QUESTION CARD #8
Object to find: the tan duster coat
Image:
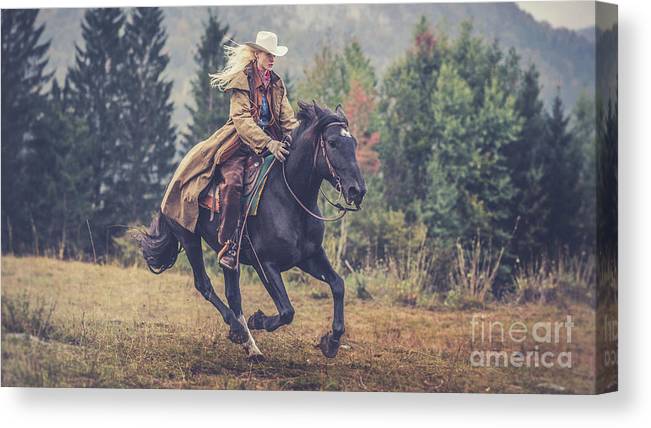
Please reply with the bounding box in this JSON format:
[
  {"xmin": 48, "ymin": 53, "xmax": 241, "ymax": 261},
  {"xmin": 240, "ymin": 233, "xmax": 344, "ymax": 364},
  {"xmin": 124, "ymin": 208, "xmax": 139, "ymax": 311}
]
[{"xmin": 160, "ymin": 66, "xmax": 299, "ymax": 232}]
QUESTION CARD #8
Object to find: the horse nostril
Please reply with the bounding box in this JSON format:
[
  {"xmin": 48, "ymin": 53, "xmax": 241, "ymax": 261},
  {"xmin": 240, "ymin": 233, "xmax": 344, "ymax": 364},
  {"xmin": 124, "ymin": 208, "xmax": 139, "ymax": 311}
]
[{"xmin": 348, "ymin": 186, "xmax": 359, "ymax": 199}]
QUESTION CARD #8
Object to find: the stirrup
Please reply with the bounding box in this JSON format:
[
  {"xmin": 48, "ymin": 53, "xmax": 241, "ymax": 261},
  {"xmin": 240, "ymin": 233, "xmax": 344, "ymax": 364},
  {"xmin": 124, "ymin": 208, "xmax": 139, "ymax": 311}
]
[{"xmin": 218, "ymin": 240, "xmax": 238, "ymax": 270}]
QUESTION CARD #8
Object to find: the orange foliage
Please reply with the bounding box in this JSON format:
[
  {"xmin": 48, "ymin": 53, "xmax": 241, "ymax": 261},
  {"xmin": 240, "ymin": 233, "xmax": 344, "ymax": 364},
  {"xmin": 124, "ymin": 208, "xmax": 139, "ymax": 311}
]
[
  {"xmin": 343, "ymin": 79, "xmax": 381, "ymax": 174},
  {"xmin": 415, "ymin": 30, "xmax": 436, "ymax": 53}
]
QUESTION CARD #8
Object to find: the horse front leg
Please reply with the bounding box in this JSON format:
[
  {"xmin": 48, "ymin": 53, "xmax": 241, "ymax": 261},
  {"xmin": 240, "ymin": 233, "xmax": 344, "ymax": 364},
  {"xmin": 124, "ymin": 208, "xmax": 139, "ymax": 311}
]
[
  {"xmin": 298, "ymin": 248, "xmax": 345, "ymax": 358},
  {"xmin": 247, "ymin": 262, "xmax": 296, "ymax": 332}
]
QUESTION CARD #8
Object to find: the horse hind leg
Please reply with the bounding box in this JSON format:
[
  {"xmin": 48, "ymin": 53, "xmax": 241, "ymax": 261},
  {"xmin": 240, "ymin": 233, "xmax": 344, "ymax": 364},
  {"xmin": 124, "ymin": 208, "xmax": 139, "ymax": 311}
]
[
  {"xmin": 171, "ymin": 221, "xmax": 248, "ymax": 345},
  {"xmin": 197, "ymin": 209, "xmax": 263, "ymax": 360},
  {"xmin": 238, "ymin": 314, "xmax": 264, "ymax": 362},
  {"xmin": 222, "ymin": 267, "xmax": 264, "ymax": 362}
]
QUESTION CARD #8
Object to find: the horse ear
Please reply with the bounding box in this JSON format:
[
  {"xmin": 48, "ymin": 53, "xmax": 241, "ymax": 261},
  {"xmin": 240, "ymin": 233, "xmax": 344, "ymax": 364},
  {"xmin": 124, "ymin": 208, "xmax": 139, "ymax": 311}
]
[
  {"xmin": 335, "ymin": 104, "xmax": 347, "ymax": 120},
  {"xmin": 312, "ymin": 99, "xmax": 325, "ymax": 118},
  {"xmin": 297, "ymin": 99, "xmax": 311, "ymax": 112}
]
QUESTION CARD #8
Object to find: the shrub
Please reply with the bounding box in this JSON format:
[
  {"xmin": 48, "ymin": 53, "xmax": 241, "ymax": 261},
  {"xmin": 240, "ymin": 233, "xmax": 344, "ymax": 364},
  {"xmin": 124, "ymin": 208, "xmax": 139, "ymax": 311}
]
[
  {"xmin": 112, "ymin": 228, "xmax": 145, "ymax": 268},
  {"xmin": 597, "ymin": 257, "xmax": 617, "ymax": 306},
  {"xmin": 1, "ymin": 293, "xmax": 57, "ymax": 340},
  {"xmin": 443, "ymin": 288, "xmax": 485, "ymax": 310},
  {"xmin": 514, "ymin": 253, "xmax": 596, "ymax": 306},
  {"xmin": 450, "ymin": 231, "xmax": 505, "ymax": 303}
]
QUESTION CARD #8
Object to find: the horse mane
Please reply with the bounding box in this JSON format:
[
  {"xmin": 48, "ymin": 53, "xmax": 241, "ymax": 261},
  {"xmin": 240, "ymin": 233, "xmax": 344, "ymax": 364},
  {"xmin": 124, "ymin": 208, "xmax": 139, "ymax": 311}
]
[
  {"xmin": 294, "ymin": 100, "xmax": 348, "ymax": 143},
  {"xmin": 296, "ymin": 100, "xmax": 318, "ymax": 125}
]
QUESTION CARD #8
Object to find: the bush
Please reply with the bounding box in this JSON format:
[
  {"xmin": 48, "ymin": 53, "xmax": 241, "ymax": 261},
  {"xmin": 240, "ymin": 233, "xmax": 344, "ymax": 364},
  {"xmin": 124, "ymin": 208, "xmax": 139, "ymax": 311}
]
[
  {"xmin": 443, "ymin": 288, "xmax": 486, "ymax": 310},
  {"xmin": 597, "ymin": 257, "xmax": 617, "ymax": 306},
  {"xmin": 112, "ymin": 227, "xmax": 221, "ymax": 276},
  {"xmin": 112, "ymin": 228, "xmax": 145, "ymax": 268},
  {"xmin": 1, "ymin": 293, "xmax": 57, "ymax": 340},
  {"xmin": 449, "ymin": 231, "xmax": 506, "ymax": 303},
  {"xmin": 514, "ymin": 253, "xmax": 596, "ymax": 306}
]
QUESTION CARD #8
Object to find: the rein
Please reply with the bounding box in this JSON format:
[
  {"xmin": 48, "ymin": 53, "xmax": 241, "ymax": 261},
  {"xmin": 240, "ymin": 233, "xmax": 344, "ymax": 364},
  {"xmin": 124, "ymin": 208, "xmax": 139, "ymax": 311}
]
[
  {"xmin": 236, "ymin": 119, "xmax": 359, "ymax": 280},
  {"xmin": 282, "ymin": 120, "xmax": 359, "ymax": 222}
]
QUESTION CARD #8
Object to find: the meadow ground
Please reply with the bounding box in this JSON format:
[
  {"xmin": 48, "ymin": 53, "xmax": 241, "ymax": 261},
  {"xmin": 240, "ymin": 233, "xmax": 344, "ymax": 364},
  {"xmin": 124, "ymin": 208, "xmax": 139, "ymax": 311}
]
[{"xmin": 2, "ymin": 256, "xmax": 602, "ymax": 393}]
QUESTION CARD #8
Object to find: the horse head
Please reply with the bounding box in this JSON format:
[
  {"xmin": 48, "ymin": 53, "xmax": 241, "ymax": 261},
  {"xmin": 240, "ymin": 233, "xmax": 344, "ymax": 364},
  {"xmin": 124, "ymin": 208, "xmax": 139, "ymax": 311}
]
[{"xmin": 295, "ymin": 100, "xmax": 367, "ymax": 208}]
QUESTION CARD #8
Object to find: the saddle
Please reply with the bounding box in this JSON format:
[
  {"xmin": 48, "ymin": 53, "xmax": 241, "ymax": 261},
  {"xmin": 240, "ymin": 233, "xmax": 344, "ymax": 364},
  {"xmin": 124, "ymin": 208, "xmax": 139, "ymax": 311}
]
[{"xmin": 199, "ymin": 153, "xmax": 275, "ymax": 218}]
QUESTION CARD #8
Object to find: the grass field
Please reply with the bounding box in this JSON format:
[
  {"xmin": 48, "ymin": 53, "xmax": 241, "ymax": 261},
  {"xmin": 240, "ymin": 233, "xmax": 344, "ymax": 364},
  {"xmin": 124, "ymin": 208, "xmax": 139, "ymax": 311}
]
[{"xmin": 1, "ymin": 256, "xmax": 603, "ymax": 393}]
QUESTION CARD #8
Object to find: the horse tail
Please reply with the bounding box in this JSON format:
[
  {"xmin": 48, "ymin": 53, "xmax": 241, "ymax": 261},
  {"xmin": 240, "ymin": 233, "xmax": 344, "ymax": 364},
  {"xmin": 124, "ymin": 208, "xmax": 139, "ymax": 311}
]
[{"xmin": 134, "ymin": 211, "xmax": 181, "ymax": 275}]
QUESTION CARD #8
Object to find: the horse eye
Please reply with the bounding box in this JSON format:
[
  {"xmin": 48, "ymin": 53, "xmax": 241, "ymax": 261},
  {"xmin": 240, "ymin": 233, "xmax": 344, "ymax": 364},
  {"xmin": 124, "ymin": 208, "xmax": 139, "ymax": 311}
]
[{"xmin": 328, "ymin": 139, "xmax": 336, "ymax": 147}]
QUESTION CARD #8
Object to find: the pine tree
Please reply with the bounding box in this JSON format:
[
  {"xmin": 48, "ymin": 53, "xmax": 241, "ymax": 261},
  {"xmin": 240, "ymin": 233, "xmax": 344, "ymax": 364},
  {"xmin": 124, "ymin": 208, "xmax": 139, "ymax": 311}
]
[
  {"xmin": 597, "ymin": 97, "xmax": 617, "ymax": 269},
  {"xmin": 572, "ymin": 92, "xmax": 597, "ymax": 249},
  {"xmin": 426, "ymin": 64, "xmax": 520, "ymax": 245},
  {"xmin": 28, "ymin": 79, "xmax": 92, "ymax": 257},
  {"xmin": 425, "ymin": 62, "xmax": 473, "ymax": 240},
  {"xmin": 296, "ymin": 45, "xmax": 348, "ymax": 108},
  {"xmin": 543, "ymin": 90, "xmax": 582, "ymax": 250},
  {"xmin": 498, "ymin": 47, "xmax": 521, "ymax": 96},
  {"xmin": 298, "ymin": 39, "xmax": 378, "ymax": 107},
  {"xmin": 475, "ymin": 77, "xmax": 521, "ymax": 239},
  {"xmin": 378, "ymin": 16, "xmax": 443, "ymax": 214},
  {"xmin": 342, "ymin": 39, "xmax": 377, "ymax": 93},
  {"xmin": 66, "ymin": 8, "xmax": 127, "ymax": 256},
  {"xmin": 506, "ymin": 64, "xmax": 550, "ymax": 261},
  {"xmin": 451, "ymin": 21, "xmax": 496, "ymax": 109},
  {"xmin": 1, "ymin": 9, "xmax": 53, "ymax": 253},
  {"xmin": 182, "ymin": 12, "xmax": 229, "ymax": 151},
  {"xmin": 121, "ymin": 7, "xmax": 176, "ymax": 222}
]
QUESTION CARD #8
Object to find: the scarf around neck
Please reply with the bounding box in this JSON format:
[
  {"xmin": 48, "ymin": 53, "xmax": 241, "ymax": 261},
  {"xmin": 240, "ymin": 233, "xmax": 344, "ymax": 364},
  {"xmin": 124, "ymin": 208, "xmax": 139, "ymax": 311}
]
[{"xmin": 254, "ymin": 60, "xmax": 271, "ymax": 88}]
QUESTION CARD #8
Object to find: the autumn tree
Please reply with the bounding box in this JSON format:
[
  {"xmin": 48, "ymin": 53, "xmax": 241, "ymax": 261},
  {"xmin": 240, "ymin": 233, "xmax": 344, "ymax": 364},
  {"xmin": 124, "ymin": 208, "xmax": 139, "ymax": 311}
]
[{"xmin": 343, "ymin": 79, "xmax": 380, "ymax": 175}]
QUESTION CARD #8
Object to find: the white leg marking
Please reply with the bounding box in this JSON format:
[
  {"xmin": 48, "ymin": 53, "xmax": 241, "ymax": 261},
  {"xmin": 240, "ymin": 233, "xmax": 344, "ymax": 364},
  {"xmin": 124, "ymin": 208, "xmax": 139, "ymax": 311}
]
[{"xmin": 238, "ymin": 314, "xmax": 263, "ymax": 358}]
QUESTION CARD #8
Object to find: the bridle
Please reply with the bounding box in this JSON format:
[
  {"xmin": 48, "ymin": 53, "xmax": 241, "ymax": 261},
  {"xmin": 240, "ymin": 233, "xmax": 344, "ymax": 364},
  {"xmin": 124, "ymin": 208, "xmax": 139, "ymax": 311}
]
[
  {"xmin": 237, "ymin": 119, "xmax": 360, "ymax": 281},
  {"xmin": 281, "ymin": 120, "xmax": 360, "ymax": 221}
]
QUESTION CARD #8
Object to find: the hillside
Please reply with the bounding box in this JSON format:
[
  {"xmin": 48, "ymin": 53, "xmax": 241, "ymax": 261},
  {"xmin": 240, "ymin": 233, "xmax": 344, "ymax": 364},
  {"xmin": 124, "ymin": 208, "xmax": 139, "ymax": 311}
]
[
  {"xmin": 37, "ymin": 2, "xmax": 595, "ymax": 132},
  {"xmin": 1, "ymin": 256, "xmax": 601, "ymax": 392}
]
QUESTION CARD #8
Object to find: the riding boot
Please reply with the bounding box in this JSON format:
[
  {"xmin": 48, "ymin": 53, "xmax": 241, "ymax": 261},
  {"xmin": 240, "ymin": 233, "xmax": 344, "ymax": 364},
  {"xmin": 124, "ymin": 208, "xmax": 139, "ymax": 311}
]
[{"xmin": 218, "ymin": 239, "xmax": 238, "ymax": 270}]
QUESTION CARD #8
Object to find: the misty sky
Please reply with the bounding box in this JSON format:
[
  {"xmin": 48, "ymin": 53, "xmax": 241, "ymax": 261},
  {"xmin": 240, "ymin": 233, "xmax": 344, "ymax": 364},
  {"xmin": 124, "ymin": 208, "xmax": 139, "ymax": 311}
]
[{"xmin": 517, "ymin": 1, "xmax": 616, "ymax": 30}]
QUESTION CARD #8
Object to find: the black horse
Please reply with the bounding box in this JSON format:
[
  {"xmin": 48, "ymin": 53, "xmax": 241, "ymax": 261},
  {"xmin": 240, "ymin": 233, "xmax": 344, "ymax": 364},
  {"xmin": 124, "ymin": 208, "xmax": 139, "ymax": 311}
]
[{"xmin": 136, "ymin": 101, "xmax": 366, "ymax": 360}]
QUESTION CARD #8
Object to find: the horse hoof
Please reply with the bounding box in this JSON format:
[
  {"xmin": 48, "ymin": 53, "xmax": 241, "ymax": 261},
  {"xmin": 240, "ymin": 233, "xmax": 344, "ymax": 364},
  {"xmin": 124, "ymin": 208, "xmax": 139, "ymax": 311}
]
[
  {"xmin": 246, "ymin": 353, "xmax": 266, "ymax": 364},
  {"xmin": 228, "ymin": 319, "xmax": 248, "ymax": 345},
  {"xmin": 247, "ymin": 310, "xmax": 266, "ymax": 331},
  {"xmin": 318, "ymin": 333, "xmax": 340, "ymax": 359}
]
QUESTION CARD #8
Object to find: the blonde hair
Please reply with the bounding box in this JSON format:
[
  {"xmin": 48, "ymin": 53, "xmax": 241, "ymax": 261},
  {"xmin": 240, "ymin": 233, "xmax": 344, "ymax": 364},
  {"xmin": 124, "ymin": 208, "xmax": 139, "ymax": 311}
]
[{"xmin": 209, "ymin": 43, "xmax": 257, "ymax": 91}]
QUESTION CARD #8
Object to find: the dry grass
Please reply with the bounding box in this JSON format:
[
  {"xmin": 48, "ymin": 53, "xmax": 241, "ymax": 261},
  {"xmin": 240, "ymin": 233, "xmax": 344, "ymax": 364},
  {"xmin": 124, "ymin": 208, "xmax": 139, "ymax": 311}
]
[{"xmin": 2, "ymin": 256, "xmax": 601, "ymax": 393}]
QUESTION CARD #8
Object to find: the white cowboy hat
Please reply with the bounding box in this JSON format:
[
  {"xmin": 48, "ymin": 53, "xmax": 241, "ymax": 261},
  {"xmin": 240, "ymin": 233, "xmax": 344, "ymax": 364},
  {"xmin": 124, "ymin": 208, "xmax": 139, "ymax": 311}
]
[{"xmin": 244, "ymin": 31, "xmax": 288, "ymax": 57}]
